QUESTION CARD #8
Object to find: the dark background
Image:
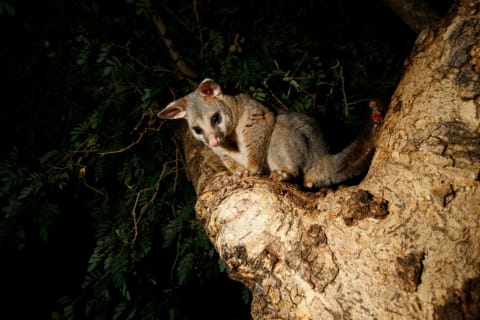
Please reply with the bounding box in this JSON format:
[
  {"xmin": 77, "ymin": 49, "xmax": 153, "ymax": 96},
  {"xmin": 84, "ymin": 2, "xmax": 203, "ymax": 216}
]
[{"xmin": 0, "ymin": 0, "xmax": 453, "ymax": 319}]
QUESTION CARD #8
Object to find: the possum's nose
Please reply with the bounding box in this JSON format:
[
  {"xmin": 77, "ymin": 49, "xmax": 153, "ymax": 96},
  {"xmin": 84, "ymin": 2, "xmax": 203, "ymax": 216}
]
[{"xmin": 208, "ymin": 137, "xmax": 221, "ymax": 147}]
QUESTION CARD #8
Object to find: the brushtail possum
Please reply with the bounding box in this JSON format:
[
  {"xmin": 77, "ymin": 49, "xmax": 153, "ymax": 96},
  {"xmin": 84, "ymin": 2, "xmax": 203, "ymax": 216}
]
[{"xmin": 158, "ymin": 78, "xmax": 382, "ymax": 188}]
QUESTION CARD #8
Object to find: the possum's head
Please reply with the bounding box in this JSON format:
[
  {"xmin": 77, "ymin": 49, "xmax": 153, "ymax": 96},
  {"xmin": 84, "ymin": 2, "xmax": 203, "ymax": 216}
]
[{"xmin": 158, "ymin": 79, "xmax": 235, "ymax": 147}]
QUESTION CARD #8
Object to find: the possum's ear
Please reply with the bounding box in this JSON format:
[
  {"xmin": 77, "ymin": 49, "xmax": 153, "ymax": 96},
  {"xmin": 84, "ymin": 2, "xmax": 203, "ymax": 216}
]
[
  {"xmin": 198, "ymin": 78, "xmax": 222, "ymax": 97},
  {"xmin": 158, "ymin": 97, "xmax": 188, "ymax": 119}
]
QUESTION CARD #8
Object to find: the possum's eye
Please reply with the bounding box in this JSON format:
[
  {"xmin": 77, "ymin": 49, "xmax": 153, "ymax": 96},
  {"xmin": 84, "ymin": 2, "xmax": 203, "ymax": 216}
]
[
  {"xmin": 192, "ymin": 126, "xmax": 203, "ymax": 135},
  {"xmin": 211, "ymin": 112, "xmax": 222, "ymax": 126}
]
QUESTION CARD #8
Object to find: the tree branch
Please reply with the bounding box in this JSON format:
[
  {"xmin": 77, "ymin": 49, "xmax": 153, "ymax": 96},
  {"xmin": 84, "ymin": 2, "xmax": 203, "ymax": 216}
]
[
  {"xmin": 152, "ymin": 10, "xmax": 198, "ymax": 81},
  {"xmin": 171, "ymin": 0, "xmax": 480, "ymax": 318},
  {"xmin": 380, "ymin": 0, "xmax": 443, "ymax": 33}
]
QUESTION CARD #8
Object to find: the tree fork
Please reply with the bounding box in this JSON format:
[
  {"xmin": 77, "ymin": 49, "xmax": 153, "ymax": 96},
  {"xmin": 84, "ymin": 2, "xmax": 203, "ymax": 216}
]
[{"xmin": 169, "ymin": 0, "xmax": 480, "ymax": 318}]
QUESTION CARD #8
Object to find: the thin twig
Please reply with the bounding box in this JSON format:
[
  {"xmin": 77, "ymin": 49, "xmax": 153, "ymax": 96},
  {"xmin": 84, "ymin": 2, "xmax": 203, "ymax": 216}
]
[
  {"xmin": 269, "ymin": 90, "xmax": 289, "ymax": 111},
  {"xmin": 192, "ymin": 0, "xmax": 204, "ymax": 59},
  {"xmin": 131, "ymin": 160, "xmax": 177, "ymax": 242},
  {"xmin": 291, "ymin": 52, "xmax": 307, "ymax": 78},
  {"xmin": 98, "ymin": 116, "xmax": 163, "ymax": 157},
  {"xmin": 173, "ymin": 142, "xmax": 182, "ymax": 191},
  {"xmin": 347, "ymin": 98, "xmax": 370, "ymax": 106},
  {"xmin": 338, "ymin": 61, "xmax": 349, "ymax": 117},
  {"xmin": 82, "ymin": 176, "xmax": 108, "ymax": 202}
]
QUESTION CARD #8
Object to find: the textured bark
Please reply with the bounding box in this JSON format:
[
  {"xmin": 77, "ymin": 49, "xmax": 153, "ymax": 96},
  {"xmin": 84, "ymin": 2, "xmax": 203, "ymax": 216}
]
[{"xmin": 173, "ymin": 0, "xmax": 480, "ymax": 318}]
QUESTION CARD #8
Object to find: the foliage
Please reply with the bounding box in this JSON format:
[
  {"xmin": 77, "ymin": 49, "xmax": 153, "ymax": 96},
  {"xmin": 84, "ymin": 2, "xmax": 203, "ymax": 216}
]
[{"xmin": 0, "ymin": 0, "xmax": 414, "ymax": 319}]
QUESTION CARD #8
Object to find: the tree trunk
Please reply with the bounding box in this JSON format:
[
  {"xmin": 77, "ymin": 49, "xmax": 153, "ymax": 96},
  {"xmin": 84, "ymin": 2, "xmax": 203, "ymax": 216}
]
[{"xmin": 174, "ymin": 0, "xmax": 480, "ymax": 318}]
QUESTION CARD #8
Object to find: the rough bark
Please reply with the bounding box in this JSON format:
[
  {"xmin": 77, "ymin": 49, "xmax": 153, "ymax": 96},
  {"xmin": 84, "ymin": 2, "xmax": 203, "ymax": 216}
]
[{"xmin": 173, "ymin": 0, "xmax": 480, "ymax": 318}]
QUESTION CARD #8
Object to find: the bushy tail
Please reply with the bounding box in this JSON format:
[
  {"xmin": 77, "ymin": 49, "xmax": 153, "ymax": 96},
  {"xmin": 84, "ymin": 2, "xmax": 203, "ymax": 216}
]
[{"xmin": 305, "ymin": 100, "xmax": 384, "ymax": 188}]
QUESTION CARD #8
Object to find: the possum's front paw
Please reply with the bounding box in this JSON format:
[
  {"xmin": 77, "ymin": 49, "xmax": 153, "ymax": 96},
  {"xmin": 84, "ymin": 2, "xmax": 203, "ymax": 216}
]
[
  {"xmin": 269, "ymin": 170, "xmax": 292, "ymax": 182},
  {"xmin": 233, "ymin": 169, "xmax": 250, "ymax": 179}
]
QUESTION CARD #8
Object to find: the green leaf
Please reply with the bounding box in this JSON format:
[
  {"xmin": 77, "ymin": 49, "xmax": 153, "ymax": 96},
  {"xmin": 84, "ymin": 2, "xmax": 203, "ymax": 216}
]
[
  {"xmin": 241, "ymin": 285, "xmax": 252, "ymax": 305},
  {"xmin": 218, "ymin": 258, "xmax": 227, "ymax": 273},
  {"xmin": 177, "ymin": 252, "xmax": 195, "ymax": 285},
  {"xmin": 1, "ymin": 2, "xmax": 15, "ymax": 16},
  {"xmin": 87, "ymin": 136, "xmax": 97, "ymax": 148},
  {"xmin": 113, "ymin": 302, "xmax": 127, "ymax": 320},
  {"xmin": 103, "ymin": 65, "xmax": 113, "ymax": 75}
]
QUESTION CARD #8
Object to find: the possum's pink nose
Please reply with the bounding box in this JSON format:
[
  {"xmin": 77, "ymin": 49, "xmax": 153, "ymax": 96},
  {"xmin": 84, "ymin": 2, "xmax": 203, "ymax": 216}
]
[{"xmin": 209, "ymin": 138, "xmax": 221, "ymax": 147}]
